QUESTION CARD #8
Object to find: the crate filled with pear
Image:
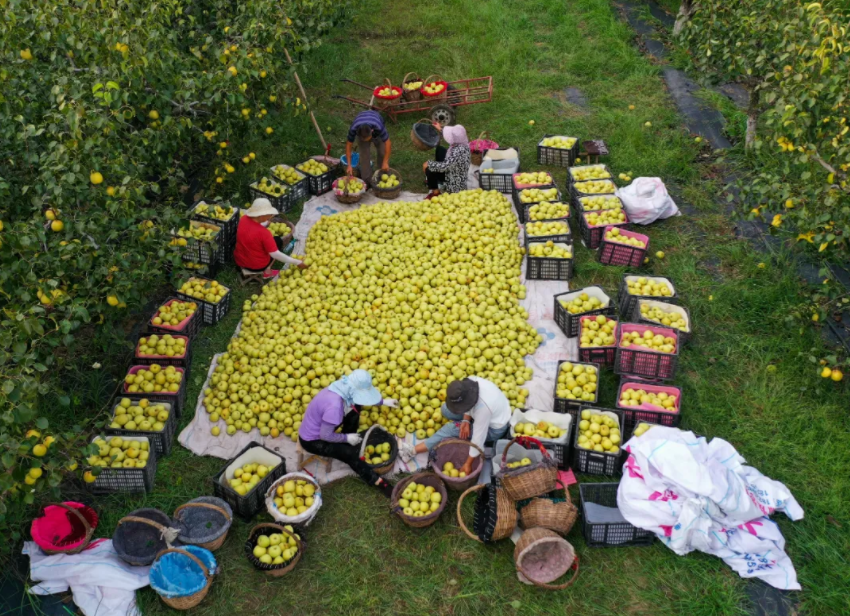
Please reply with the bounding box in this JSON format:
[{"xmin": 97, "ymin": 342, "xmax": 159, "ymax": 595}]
[
  {"xmin": 554, "ymin": 286, "xmax": 616, "ymax": 338},
  {"xmin": 509, "ymin": 408, "xmax": 573, "ymax": 469},
  {"xmin": 525, "ymin": 219, "xmax": 571, "ymax": 244},
  {"xmin": 170, "ymin": 220, "xmax": 222, "ymax": 266},
  {"xmin": 271, "ymin": 164, "xmax": 309, "ymax": 201},
  {"xmin": 616, "ymin": 380, "xmax": 682, "ymax": 437},
  {"xmin": 513, "ymin": 171, "xmax": 554, "ymax": 189},
  {"xmin": 135, "ymin": 333, "xmax": 190, "ymax": 368},
  {"xmin": 580, "ymin": 207, "xmax": 629, "ymax": 249},
  {"xmin": 618, "ymin": 275, "xmax": 677, "ymax": 317},
  {"xmin": 190, "ymin": 200, "xmax": 238, "ymax": 255},
  {"xmin": 537, "ymin": 135, "xmax": 579, "ymax": 167},
  {"xmin": 573, "ymin": 408, "xmax": 624, "ymax": 476},
  {"xmin": 515, "ymin": 186, "xmax": 560, "ymax": 223},
  {"xmin": 213, "ymin": 443, "xmax": 287, "ymax": 519},
  {"xmin": 615, "ymin": 324, "xmax": 680, "ymax": 381},
  {"xmin": 553, "ymin": 360, "xmax": 600, "ymax": 418},
  {"xmin": 579, "ymin": 314, "xmax": 618, "ymax": 366},
  {"xmin": 526, "ymin": 201, "xmax": 570, "ymax": 224},
  {"xmin": 249, "ymin": 176, "xmax": 291, "ymax": 212},
  {"xmin": 567, "ymin": 164, "xmax": 612, "ymax": 188},
  {"xmin": 85, "ymin": 435, "xmax": 157, "ymax": 494},
  {"xmin": 106, "ymin": 397, "xmax": 176, "ymax": 456},
  {"xmin": 147, "ymin": 298, "xmax": 201, "ymax": 338},
  {"xmin": 525, "ymin": 238, "xmax": 573, "ymax": 281},
  {"xmin": 598, "ymin": 227, "xmax": 649, "ymax": 268},
  {"xmin": 298, "ymin": 158, "xmax": 338, "ymax": 196},
  {"xmin": 634, "ymin": 299, "xmax": 692, "ymax": 343},
  {"xmin": 176, "ymin": 277, "xmax": 231, "ymax": 326}
]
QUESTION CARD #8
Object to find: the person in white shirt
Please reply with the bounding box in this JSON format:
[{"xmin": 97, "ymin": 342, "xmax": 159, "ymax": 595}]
[{"xmin": 400, "ymin": 377, "xmax": 511, "ymax": 476}]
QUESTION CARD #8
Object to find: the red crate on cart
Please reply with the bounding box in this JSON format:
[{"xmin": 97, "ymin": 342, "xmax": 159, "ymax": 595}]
[
  {"xmin": 615, "ymin": 324, "xmax": 679, "ymax": 381},
  {"xmin": 598, "ymin": 227, "xmax": 649, "ymax": 268}
]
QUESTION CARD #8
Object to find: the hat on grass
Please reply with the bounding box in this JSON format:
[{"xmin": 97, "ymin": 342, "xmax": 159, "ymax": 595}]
[
  {"xmin": 328, "ymin": 369, "xmax": 382, "ymax": 407},
  {"xmin": 445, "ymin": 378, "xmax": 479, "ymax": 414},
  {"xmin": 245, "ymin": 198, "xmax": 279, "ymax": 218}
]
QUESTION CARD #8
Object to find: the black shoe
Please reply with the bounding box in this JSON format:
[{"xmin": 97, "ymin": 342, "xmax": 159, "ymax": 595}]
[{"xmin": 376, "ymin": 478, "xmax": 394, "ymax": 498}]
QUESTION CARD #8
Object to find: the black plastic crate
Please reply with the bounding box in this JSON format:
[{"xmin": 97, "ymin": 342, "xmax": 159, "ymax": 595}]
[
  {"xmin": 554, "ymin": 287, "xmax": 617, "ymax": 338},
  {"xmin": 178, "ymin": 254, "xmax": 222, "ymax": 278},
  {"xmin": 525, "ymin": 239, "xmax": 573, "ymax": 281},
  {"xmin": 565, "ymin": 164, "xmax": 614, "ymax": 188},
  {"xmin": 478, "ymin": 146, "xmax": 521, "ymax": 193},
  {"xmin": 300, "ymin": 163, "xmax": 340, "ymax": 196},
  {"xmin": 122, "ymin": 364, "xmax": 188, "ymax": 418},
  {"xmin": 524, "ymin": 222, "xmax": 571, "ymax": 247},
  {"xmin": 572, "ymin": 407, "xmax": 624, "ymax": 476},
  {"xmin": 617, "ymin": 275, "xmax": 678, "ymax": 319},
  {"xmin": 510, "ymin": 409, "xmax": 573, "ymax": 470},
  {"xmin": 189, "ymin": 200, "xmax": 239, "ymax": 254},
  {"xmin": 134, "ymin": 334, "xmax": 192, "ymax": 369},
  {"xmin": 616, "ymin": 379, "xmax": 682, "ymax": 439},
  {"xmin": 579, "ymin": 210, "xmax": 630, "ymax": 250},
  {"xmin": 146, "ymin": 297, "xmax": 202, "ymax": 340},
  {"xmin": 104, "ymin": 397, "xmax": 178, "ymax": 457},
  {"xmin": 524, "ymin": 201, "xmax": 570, "ymax": 226},
  {"xmin": 248, "ymin": 182, "xmax": 291, "ymax": 213},
  {"xmin": 614, "ymin": 326, "xmax": 680, "ymax": 381},
  {"xmin": 86, "ymin": 435, "xmax": 158, "ymax": 494},
  {"xmin": 553, "ymin": 359, "xmax": 601, "ymax": 421},
  {"xmin": 597, "ymin": 228, "xmax": 649, "ymax": 268},
  {"xmin": 578, "ymin": 315, "xmax": 618, "ymax": 366},
  {"xmin": 580, "ymin": 482, "xmax": 655, "ymax": 547},
  {"xmin": 513, "ymin": 185, "xmax": 560, "ymax": 224},
  {"xmin": 171, "ymin": 220, "xmax": 223, "ymax": 266},
  {"xmin": 537, "ymin": 134, "xmax": 579, "ymax": 167},
  {"xmin": 633, "ymin": 299, "xmax": 692, "ymax": 345},
  {"xmin": 570, "ymin": 179, "xmax": 618, "ymax": 202},
  {"xmin": 212, "ymin": 441, "xmax": 288, "ymax": 520},
  {"xmin": 270, "ymin": 165, "xmax": 310, "ymax": 202},
  {"xmin": 175, "ymin": 284, "xmax": 231, "ymax": 327}
]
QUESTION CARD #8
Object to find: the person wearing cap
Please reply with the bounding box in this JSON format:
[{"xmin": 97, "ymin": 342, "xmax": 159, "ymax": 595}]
[
  {"xmin": 400, "ymin": 376, "xmax": 510, "ymax": 476},
  {"xmin": 345, "ymin": 110, "xmax": 392, "ymax": 187},
  {"xmin": 233, "ymin": 198, "xmax": 308, "ymax": 279},
  {"xmin": 299, "ymin": 369, "xmax": 399, "ymax": 497},
  {"xmin": 422, "ymin": 124, "xmax": 470, "ymax": 200}
]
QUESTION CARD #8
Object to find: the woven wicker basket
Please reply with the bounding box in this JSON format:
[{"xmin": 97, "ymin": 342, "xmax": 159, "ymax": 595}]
[
  {"xmin": 410, "ymin": 118, "xmax": 440, "ymax": 152},
  {"xmin": 32, "ymin": 502, "xmax": 98, "ymax": 555},
  {"xmin": 390, "ymin": 472, "xmax": 448, "ymax": 528},
  {"xmin": 514, "ymin": 528, "xmax": 579, "ymax": 590},
  {"xmin": 245, "ymin": 523, "xmax": 303, "ymax": 577},
  {"xmin": 421, "ymin": 74, "xmax": 448, "ymax": 102},
  {"xmin": 173, "ymin": 498, "xmax": 232, "ymax": 552},
  {"xmin": 519, "ymin": 481, "xmax": 578, "ymax": 536},
  {"xmin": 359, "ymin": 425, "xmax": 398, "ymax": 475},
  {"xmin": 332, "ymin": 176, "xmax": 366, "ymax": 205},
  {"xmin": 497, "ymin": 436, "xmax": 558, "ymax": 501},
  {"xmin": 371, "ymin": 168, "xmax": 403, "ymax": 200},
  {"xmin": 429, "ymin": 439, "xmax": 484, "ymax": 491},
  {"xmin": 373, "ymin": 78, "xmax": 402, "ymax": 108},
  {"xmin": 269, "ymin": 216, "xmax": 295, "ymax": 249},
  {"xmin": 153, "ymin": 548, "xmax": 214, "ymax": 610},
  {"xmin": 114, "ymin": 509, "xmax": 180, "ymax": 567},
  {"xmin": 469, "ymin": 131, "xmax": 499, "ymax": 167},
  {"xmin": 456, "ymin": 482, "xmax": 517, "ymax": 542},
  {"xmin": 401, "ymin": 71, "xmax": 423, "ymax": 102}
]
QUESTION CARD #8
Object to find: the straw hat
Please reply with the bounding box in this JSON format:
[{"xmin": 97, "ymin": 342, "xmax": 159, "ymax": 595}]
[{"xmin": 245, "ymin": 198, "xmax": 279, "ymax": 218}]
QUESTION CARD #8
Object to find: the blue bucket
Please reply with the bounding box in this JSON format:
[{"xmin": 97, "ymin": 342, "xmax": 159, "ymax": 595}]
[{"xmin": 340, "ymin": 153, "xmax": 359, "ymax": 168}]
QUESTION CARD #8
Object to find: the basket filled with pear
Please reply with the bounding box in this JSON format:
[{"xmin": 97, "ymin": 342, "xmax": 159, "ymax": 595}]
[
  {"xmin": 391, "ymin": 472, "xmax": 448, "ymax": 528},
  {"xmin": 553, "ymin": 360, "xmax": 601, "ymax": 419},
  {"xmin": 271, "ymin": 164, "xmax": 310, "ymax": 202},
  {"xmin": 105, "ymin": 397, "xmax": 177, "ymax": 456},
  {"xmin": 525, "ymin": 239, "xmax": 573, "ymax": 281},
  {"xmin": 359, "ymin": 425, "xmax": 398, "ymax": 476},
  {"xmin": 297, "ymin": 158, "xmax": 339, "ymax": 196},
  {"xmin": 84, "ymin": 435, "xmax": 157, "ymax": 494},
  {"xmin": 429, "ymin": 438, "xmax": 485, "ymax": 491},
  {"xmin": 554, "ymin": 286, "xmax": 616, "ymax": 338},
  {"xmin": 134, "ymin": 333, "xmax": 191, "ymax": 368},
  {"xmin": 537, "ymin": 135, "xmax": 579, "ymax": 167},
  {"xmin": 245, "ymin": 523, "xmax": 303, "ymax": 577},
  {"xmin": 175, "ymin": 277, "xmax": 231, "ymax": 326},
  {"xmin": 249, "ymin": 176, "xmax": 291, "ymax": 212},
  {"xmin": 332, "ymin": 175, "xmax": 367, "ymax": 205},
  {"xmin": 573, "ymin": 408, "xmax": 624, "ymax": 476},
  {"xmin": 373, "ymin": 79, "xmax": 403, "ymax": 107},
  {"xmin": 371, "ymin": 168, "xmax": 403, "ymax": 200},
  {"xmin": 266, "ymin": 472, "xmax": 322, "ymax": 526},
  {"xmin": 147, "ymin": 298, "xmax": 201, "ymax": 338},
  {"xmin": 616, "ymin": 380, "xmax": 682, "ymax": 438},
  {"xmin": 213, "ymin": 442, "xmax": 287, "ymax": 519},
  {"xmin": 401, "ymin": 72, "xmax": 424, "ymax": 101},
  {"xmin": 509, "ymin": 409, "xmax": 573, "ymax": 470}
]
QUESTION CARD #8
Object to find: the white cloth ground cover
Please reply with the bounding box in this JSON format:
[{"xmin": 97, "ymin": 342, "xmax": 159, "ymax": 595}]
[{"xmin": 179, "ymin": 171, "xmax": 576, "ymax": 483}]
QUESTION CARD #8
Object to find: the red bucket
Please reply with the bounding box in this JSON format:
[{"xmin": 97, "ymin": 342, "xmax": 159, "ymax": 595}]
[{"xmin": 31, "ymin": 502, "xmax": 98, "ymax": 554}]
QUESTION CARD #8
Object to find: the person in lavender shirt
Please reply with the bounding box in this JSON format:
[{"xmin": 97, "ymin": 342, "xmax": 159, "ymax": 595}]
[{"xmin": 298, "ymin": 369, "xmax": 398, "ymax": 497}]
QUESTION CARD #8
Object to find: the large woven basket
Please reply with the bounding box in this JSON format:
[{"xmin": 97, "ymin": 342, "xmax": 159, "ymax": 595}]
[
  {"xmin": 390, "ymin": 472, "xmax": 448, "ymax": 528},
  {"xmin": 497, "ymin": 436, "xmax": 558, "ymax": 501},
  {"xmin": 270, "ymin": 216, "xmax": 295, "ymax": 250},
  {"xmin": 519, "ymin": 481, "xmax": 578, "ymax": 536},
  {"xmin": 114, "ymin": 508, "xmax": 180, "ymax": 567},
  {"xmin": 332, "ymin": 176, "xmax": 366, "ymax": 205},
  {"xmin": 469, "ymin": 131, "xmax": 499, "ymax": 167},
  {"xmin": 31, "ymin": 502, "xmax": 98, "ymax": 555},
  {"xmin": 401, "ymin": 71, "xmax": 423, "ymax": 102},
  {"xmin": 410, "ymin": 118, "xmax": 440, "ymax": 152},
  {"xmin": 359, "ymin": 425, "xmax": 398, "ymax": 475},
  {"xmin": 244, "ymin": 522, "xmax": 303, "ymax": 577},
  {"xmin": 456, "ymin": 482, "xmax": 517, "ymax": 543},
  {"xmin": 173, "ymin": 497, "xmax": 232, "ymax": 552},
  {"xmin": 514, "ymin": 528, "xmax": 579, "ymax": 590},
  {"xmin": 371, "ymin": 168, "xmax": 403, "ymax": 200},
  {"xmin": 153, "ymin": 547, "xmax": 215, "ymax": 610},
  {"xmin": 421, "ymin": 74, "xmax": 448, "ymax": 102},
  {"xmin": 429, "ymin": 439, "xmax": 484, "ymax": 491},
  {"xmin": 373, "ymin": 78, "xmax": 402, "ymax": 108}
]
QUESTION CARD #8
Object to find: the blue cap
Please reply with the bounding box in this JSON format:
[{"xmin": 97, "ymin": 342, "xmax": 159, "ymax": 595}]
[{"xmin": 349, "ymin": 369, "xmax": 382, "ymax": 406}]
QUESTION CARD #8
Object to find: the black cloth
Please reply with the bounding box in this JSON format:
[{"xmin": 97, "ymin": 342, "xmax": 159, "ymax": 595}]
[
  {"xmin": 425, "ymin": 145, "xmax": 448, "ymax": 190},
  {"xmin": 299, "ymin": 410, "xmax": 382, "ymax": 487},
  {"xmin": 243, "ymin": 256, "xmax": 273, "ymax": 273}
]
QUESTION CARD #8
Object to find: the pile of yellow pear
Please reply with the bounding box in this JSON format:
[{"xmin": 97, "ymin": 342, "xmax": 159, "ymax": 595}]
[
  {"xmin": 253, "ymin": 177, "xmax": 286, "ymax": 196},
  {"xmin": 576, "ymin": 410, "xmax": 621, "ymax": 454},
  {"xmin": 377, "ymin": 86, "xmax": 398, "ymax": 97},
  {"xmin": 639, "ymin": 303, "xmax": 687, "ymax": 330},
  {"xmin": 586, "ymin": 209, "xmax": 627, "ymax": 226},
  {"xmin": 365, "ymin": 442, "xmax": 392, "ymax": 465},
  {"xmin": 621, "ymin": 329, "xmax": 677, "ymax": 353},
  {"xmin": 271, "ymin": 165, "xmax": 305, "ymax": 185},
  {"xmin": 176, "ymin": 224, "xmax": 218, "ymax": 241},
  {"xmin": 376, "ymin": 173, "xmax": 400, "ymax": 189},
  {"xmin": 605, "ymin": 228, "xmax": 645, "ymax": 247},
  {"xmin": 251, "ymin": 525, "xmax": 300, "ymax": 565},
  {"xmin": 179, "ymin": 277, "xmax": 228, "ymax": 303},
  {"xmin": 151, "ymin": 300, "xmax": 196, "ymax": 327},
  {"xmin": 632, "ymin": 422, "xmax": 657, "ymax": 438},
  {"xmin": 580, "ymin": 315, "xmax": 617, "ymax": 347},
  {"xmin": 570, "ymin": 165, "xmax": 611, "ymax": 181},
  {"xmin": 297, "ymin": 159, "xmax": 330, "ymax": 176},
  {"xmin": 515, "ymin": 171, "xmax": 552, "ymax": 185},
  {"xmin": 528, "ymin": 202, "xmax": 569, "ymax": 221},
  {"xmin": 399, "ymin": 480, "xmax": 442, "ymax": 517},
  {"xmin": 514, "ymin": 420, "xmax": 567, "ymax": 440},
  {"xmin": 423, "ymin": 82, "xmax": 445, "ymax": 95},
  {"xmin": 579, "ymin": 195, "xmax": 622, "ymax": 211},
  {"xmin": 529, "ymin": 241, "xmax": 571, "ymax": 258},
  {"xmin": 88, "ymin": 436, "xmax": 150, "ymax": 469},
  {"xmin": 505, "ymin": 457, "xmax": 532, "ymax": 469},
  {"xmin": 273, "ymin": 478, "xmax": 316, "ymax": 515},
  {"xmin": 560, "ymin": 292, "xmax": 605, "ymax": 315},
  {"xmin": 110, "ymin": 397, "xmax": 170, "ymax": 431},
  {"xmin": 137, "ymin": 334, "xmax": 187, "ymax": 358},
  {"xmin": 337, "ymin": 177, "xmax": 365, "ymax": 193},
  {"xmin": 626, "ymin": 277, "xmax": 673, "ymax": 298},
  {"xmin": 269, "ymin": 222, "xmax": 292, "ymax": 237},
  {"xmin": 440, "ymin": 461, "xmax": 466, "ymax": 479},
  {"xmin": 541, "ymin": 136, "xmax": 576, "ymax": 149},
  {"xmin": 227, "ymin": 462, "xmax": 275, "ymax": 496},
  {"xmin": 574, "ymin": 179, "xmax": 616, "ymax": 195},
  {"xmin": 193, "ymin": 202, "xmax": 235, "ymax": 221},
  {"xmin": 526, "ymin": 220, "xmax": 569, "ymax": 236},
  {"xmin": 403, "ymin": 80, "xmax": 423, "ymax": 91},
  {"xmin": 555, "ymin": 361, "xmax": 598, "ymax": 402},
  {"xmin": 124, "ymin": 364, "xmax": 183, "ymax": 394},
  {"xmin": 519, "ymin": 187, "xmax": 558, "ymax": 203},
  {"xmin": 619, "ymin": 388, "xmax": 678, "ymax": 411}
]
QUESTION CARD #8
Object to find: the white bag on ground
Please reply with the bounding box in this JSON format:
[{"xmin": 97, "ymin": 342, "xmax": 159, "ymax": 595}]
[
  {"xmin": 617, "ymin": 427, "xmax": 804, "ymax": 590},
  {"xmin": 617, "ymin": 177, "xmax": 679, "ymax": 224}
]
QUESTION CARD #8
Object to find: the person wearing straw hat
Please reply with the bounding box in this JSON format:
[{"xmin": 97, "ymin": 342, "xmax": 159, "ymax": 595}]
[
  {"xmin": 399, "ymin": 376, "xmax": 510, "ymax": 476},
  {"xmin": 345, "ymin": 110, "xmax": 392, "ymax": 187},
  {"xmin": 422, "ymin": 124, "xmax": 471, "ymax": 200},
  {"xmin": 299, "ymin": 370, "xmax": 399, "ymax": 497},
  {"xmin": 234, "ymin": 198, "xmax": 308, "ymax": 279}
]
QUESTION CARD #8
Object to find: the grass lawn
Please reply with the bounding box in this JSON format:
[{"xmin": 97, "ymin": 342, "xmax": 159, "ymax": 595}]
[{"xmin": 51, "ymin": 0, "xmax": 850, "ymax": 614}]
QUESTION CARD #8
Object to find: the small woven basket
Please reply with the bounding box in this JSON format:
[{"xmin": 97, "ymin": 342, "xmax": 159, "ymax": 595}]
[
  {"xmin": 152, "ymin": 547, "xmax": 215, "ymax": 610},
  {"xmin": 245, "ymin": 522, "xmax": 303, "ymax": 577},
  {"xmin": 390, "ymin": 472, "xmax": 448, "ymax": 528},
  {"xmin": 113, "ymin": 509, "xmax": 181, "ymax": 567},
  {"xmin": 371, "ymin": 167, "xmax": 403, "ymax": 200},
  {"xmin": 514, "ymin": 528, "xmax": 580, "ymax": 590},
  {"xmin": 456, "ymin": 481, "xmax": 517, "ymax": 543},
  {"xmin": 31, "ymin": 502, "xmax": 98, "ymax": 555},
  {"xmin": 401, "ymin": 71, "xmax": 423, "ymax": 101},
  {"xmin": 519, "ymin": 481, "xmax": 578, "ymax": 536},
  {"xmin": 410, "ymin": 118, "xmax": 440, "ymax": 152},
  {"xmin": 332, "ymin": 176, "xmax": 366, "ymax": 205},
  {"xmin": 421, "ymin": 74, "xmax": 448, "ymax": 102},
  {"xmin": 172, "ymin": 497, "xmax": 232, "ymax": 552},
  {"xmin": 373, "ymin": 78, "xmax": 402, "ymax": 108},
  {"xmin": 469, "ymin": 131, "xmax": 499, "ymax": 167},
  {"xmin": 359, "ymin": 425, "xmax": 398, "ymax": 475},
  {"xmin": 428, "ymin": 439, "xmax": 484, "ymax": 491},
  {"xmin": 497, "ymin": 437, "xmax": 559, "ymax": 502}
]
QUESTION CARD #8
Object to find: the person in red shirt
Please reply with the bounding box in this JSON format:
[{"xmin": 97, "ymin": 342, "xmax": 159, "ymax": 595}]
[{"xmin": 234, "ymin": 198, "xmax": 307, "ymax": 278}]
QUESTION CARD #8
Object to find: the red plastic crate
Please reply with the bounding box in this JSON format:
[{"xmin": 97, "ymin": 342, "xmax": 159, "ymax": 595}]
[
  {"xmin": 616, "ymin": 379, "xmax": 682, "ymax": 438},
  {"xmin": 614, "ymin": 323, "xmax": 679, "ymax": 380},
  {"xmin": 597, "ymin": 227, "xmax": 649, "ymax": 267},
  {"xmin": 122, "ymin": 365, "xmax": 187, "ymax": 417},
  {"xmin": 579, "ymin": 209, "xmax": 630, "ymax": 249},
  {"xmin": 578, "ymin": 315, "xmax": 619, "ymax": 366},
  {"xmin": 134, "ymin": 335, "xmax": 191, "ymax": 368},
  {"xmin": 512, "ymin": 172, "xmax": 555, "ymax": 190},
  {"xmin": 146, "ymin": 298, "xmax": 202, "ymax": 339}
]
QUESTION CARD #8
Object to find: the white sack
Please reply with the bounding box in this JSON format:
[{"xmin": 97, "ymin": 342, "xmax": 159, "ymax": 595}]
[{"xmin": 617, "ymin": 177, "xmax": 679, "ymax": 225}]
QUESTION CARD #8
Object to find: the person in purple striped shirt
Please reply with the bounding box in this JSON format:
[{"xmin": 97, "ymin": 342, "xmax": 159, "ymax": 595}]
[
  {"xmin": 345, "ymin": 111, "xmax": 392, "ymax": 186},
  {"xmin": 298, "ymin": 369, "xmax": 398, "ymax": 497}
]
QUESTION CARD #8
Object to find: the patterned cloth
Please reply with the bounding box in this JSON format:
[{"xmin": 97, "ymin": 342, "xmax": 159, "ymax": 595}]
[{"xmin": 427, "ymin": 143, "xmax": 470, "ymax": 193}]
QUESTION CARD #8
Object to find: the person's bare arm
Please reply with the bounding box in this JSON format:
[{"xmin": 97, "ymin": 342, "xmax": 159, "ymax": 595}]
[
  {"xmin": 345, "ymin": 141, "xmax": 354, "ymax": 176},
  {"xmin": 382, "ymin": 138, "xmax": 392, "ymax": 170}
]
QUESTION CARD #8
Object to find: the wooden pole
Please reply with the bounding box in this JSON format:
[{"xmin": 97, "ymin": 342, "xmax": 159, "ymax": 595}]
[{"xmin": 283, "ymin": 48, "xmax": 327, "ymax": 152}]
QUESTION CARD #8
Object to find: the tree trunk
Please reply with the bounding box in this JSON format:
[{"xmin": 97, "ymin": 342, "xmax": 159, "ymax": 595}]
[
  {"xmin": 746, "ymin": 88, "xmax": 760, "ymax": 150},
  {"xmin": 673, "ymin": 0, "xmax": 695, "ymax": 37}
]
